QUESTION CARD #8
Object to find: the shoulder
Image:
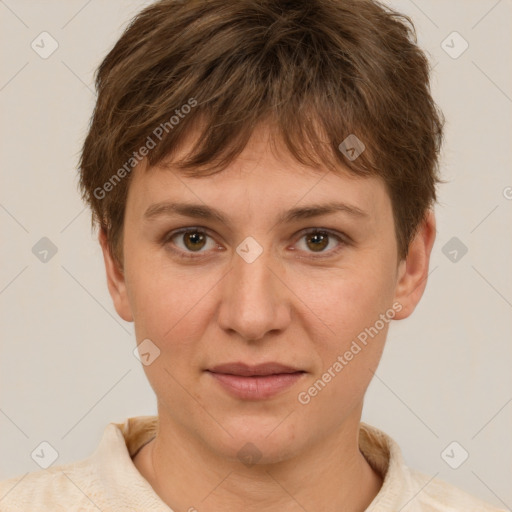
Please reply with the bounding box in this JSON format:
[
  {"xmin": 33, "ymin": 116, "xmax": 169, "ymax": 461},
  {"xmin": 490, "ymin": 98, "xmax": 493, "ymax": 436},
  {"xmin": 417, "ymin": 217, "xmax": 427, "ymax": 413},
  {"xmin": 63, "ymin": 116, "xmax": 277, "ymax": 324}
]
[
  {"xmin": 359, "ymin": 422, "xmax": 506, "ymax": 512},
  {"xmin": 407, "ymin": 467, "xmax": 507, "ymax": 512},
  {"xmin": 0, "ymin": 458, "xmax": 99, "ymax": 511},
  {"xmin": 0, "ymin": 416, "xmax": 159, "ymax": 511}
]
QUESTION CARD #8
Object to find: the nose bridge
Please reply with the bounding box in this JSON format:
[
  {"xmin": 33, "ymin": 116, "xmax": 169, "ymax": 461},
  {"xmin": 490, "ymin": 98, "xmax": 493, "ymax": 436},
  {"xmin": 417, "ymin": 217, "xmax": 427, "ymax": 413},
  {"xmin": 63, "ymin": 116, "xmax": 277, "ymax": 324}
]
[{"xmin": 217, "ymin": 237, "xmax": 288, "ymax": 341}]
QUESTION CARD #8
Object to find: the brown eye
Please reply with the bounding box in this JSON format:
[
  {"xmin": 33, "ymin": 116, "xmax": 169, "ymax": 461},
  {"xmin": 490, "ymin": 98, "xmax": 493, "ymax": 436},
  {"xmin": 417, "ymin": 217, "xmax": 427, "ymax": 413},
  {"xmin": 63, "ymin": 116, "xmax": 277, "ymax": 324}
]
[
  {"xmin": 182, "ymin": 231, "xmax": 207, "ymax": 251},
  {"xmin": 164, "ymin": 228, "xmax": 218, "ymax": 259},
  {"xmin": 294, "ymin": 228, "xmax": 347, "ymax": 258},
  {"xmin": 305, "ymin": 231, "xmax": 330, "ymax": 252}
]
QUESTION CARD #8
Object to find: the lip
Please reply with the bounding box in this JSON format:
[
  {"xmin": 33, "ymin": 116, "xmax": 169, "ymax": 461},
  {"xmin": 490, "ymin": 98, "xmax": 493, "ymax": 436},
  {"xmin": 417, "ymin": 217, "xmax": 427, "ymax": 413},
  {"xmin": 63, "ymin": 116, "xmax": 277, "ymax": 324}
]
[
  {"xmin": 209, "ymin": 362, "xmax": 302, "ymax": 376},
  {"xmin": 206, "ymin": 362, "xmax": 306, "ymax": 400}
]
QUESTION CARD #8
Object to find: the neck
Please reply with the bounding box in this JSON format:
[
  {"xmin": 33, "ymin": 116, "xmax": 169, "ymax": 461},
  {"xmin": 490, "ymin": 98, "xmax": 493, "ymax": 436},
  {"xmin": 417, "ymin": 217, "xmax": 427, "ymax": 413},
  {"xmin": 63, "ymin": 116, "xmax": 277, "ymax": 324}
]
[{"xmin": 133, "ymin": 409, "xmax": 383, "ymax": 512}]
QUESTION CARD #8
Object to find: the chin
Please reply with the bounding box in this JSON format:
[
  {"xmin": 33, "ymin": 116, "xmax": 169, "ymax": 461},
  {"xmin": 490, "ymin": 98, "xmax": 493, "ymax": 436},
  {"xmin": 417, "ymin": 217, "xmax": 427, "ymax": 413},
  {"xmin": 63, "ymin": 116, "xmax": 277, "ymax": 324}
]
[{"xmin": 203, "ymin": 416, "xmax": 305, "ymax": 465}]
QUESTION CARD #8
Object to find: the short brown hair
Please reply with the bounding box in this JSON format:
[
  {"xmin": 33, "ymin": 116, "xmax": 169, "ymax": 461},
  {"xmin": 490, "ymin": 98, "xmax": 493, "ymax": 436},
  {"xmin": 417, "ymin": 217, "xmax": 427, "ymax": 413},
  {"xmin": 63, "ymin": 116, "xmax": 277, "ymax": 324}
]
[{"xmin": 79, "ymin": 0, "xmax": 444, "ymax": 267}]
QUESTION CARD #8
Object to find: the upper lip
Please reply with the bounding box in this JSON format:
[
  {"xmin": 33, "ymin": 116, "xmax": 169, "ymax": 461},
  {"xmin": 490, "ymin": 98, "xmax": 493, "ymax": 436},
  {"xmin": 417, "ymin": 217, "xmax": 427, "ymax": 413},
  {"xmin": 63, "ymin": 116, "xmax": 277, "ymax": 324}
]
[{"xmin": 208, "ymin": 362, "xmax": 304, "ymax": 376}]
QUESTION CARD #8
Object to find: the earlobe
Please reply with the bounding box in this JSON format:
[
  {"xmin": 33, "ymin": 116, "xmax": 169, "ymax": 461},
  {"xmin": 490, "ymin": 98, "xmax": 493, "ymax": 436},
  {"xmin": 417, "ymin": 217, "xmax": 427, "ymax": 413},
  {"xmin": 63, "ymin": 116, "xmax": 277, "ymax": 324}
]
[
  {"xmin": 98, "ymin": 227, "xmax": 134, "ymax": 322},
  {"xmin": 392, "ymin": 210, "xmax": 437, "ymax": 320}
]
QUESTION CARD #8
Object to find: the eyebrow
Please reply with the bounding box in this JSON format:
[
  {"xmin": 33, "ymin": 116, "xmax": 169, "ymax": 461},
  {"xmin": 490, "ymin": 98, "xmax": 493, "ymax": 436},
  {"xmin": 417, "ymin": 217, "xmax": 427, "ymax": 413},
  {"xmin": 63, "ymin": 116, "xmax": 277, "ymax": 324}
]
[{"xmin": 143, "ymin": 200, "xmax": 368, "ymax": 227}]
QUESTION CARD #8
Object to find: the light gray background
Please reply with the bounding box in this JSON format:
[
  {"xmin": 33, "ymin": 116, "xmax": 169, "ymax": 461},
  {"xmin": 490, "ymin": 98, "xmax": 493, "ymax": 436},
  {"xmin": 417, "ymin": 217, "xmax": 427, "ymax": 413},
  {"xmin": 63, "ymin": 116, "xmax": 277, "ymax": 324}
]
[{"xmin": 1, "ymin": 0, "xmax": 511, "ymax": 508}]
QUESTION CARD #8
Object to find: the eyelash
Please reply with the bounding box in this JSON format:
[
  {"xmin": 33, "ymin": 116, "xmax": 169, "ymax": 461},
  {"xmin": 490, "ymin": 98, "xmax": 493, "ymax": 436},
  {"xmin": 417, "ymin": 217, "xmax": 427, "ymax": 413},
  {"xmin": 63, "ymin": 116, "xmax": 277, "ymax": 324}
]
[{"xmin": 161, "ymin": 227, "xmax": 349, "ymax": 261}]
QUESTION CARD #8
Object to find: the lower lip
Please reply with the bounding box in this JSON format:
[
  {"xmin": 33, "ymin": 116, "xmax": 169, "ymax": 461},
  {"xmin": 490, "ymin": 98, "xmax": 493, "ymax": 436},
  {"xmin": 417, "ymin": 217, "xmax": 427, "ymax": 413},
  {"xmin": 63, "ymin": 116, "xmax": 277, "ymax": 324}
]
[{"xmin": 207, "ymin": 371, "xmax": 305, "ymax": 400}]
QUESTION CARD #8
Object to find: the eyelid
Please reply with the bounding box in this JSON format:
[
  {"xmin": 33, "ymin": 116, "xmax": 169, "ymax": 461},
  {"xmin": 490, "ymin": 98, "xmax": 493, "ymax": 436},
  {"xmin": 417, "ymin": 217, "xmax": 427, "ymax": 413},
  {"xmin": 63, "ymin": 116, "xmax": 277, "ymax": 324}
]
[
  {"xmin": 162, "ymin": 226, "xmax": 350, "ymax": 260},
  {"xmin": 294, "ymin": 227, "xmax": 351, "ymax": 245}
]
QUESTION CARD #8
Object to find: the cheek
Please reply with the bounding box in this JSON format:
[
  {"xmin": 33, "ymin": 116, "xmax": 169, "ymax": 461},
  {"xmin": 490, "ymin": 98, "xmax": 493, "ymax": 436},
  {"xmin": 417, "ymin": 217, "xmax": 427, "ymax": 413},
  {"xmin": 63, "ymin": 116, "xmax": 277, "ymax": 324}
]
[
  {"xmin": 126, "ymin": 248, "xmax": 397, "ymax": 350},
  {"xmin": 290, "ymin": 261, "xmax": 396, "ymax": 395},
  {"xmin": 293, "ymin": 274, "xmax": 393, "ymax": 426},
  {"xmin": 125, "ymin": 258, "xmax": 219, "ymax": 349},
  {"xmin": 295, "ymin": 262, "xmax": 396, "ymax": 344}
]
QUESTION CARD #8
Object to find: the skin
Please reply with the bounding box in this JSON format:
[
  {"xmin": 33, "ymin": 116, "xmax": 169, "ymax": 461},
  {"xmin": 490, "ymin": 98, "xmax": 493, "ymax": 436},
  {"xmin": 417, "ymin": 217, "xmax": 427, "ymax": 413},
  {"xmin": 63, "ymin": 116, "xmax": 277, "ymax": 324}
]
[{"xmin": 100, "ymin": 122, "xmax": 436, "ymax": 512}]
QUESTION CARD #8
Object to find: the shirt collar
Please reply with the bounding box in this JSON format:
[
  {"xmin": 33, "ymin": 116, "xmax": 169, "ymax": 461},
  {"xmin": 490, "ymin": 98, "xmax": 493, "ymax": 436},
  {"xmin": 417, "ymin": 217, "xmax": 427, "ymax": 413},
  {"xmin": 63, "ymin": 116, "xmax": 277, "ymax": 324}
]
[
  {"xmin": 91, "ymin": 416, "xmax": 414, "ymax": 511},
  {"xmin": 359, "ymin": 421, "xmax": 415, "ymax": 510}
]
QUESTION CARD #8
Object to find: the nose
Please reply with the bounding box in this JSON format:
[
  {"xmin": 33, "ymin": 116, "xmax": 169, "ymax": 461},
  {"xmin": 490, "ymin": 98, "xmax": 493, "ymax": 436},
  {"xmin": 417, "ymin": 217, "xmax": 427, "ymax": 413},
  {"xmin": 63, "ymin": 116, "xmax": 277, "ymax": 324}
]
[{"xmin": 216, "ymin": 241, "xmax": 291, "ymax": 342}]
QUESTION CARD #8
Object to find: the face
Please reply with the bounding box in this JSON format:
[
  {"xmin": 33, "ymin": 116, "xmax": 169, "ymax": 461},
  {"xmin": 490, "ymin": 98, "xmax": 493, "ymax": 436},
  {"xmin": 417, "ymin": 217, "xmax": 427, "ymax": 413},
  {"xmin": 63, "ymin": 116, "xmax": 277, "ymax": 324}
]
[{"xmin": 101, "ymin": 123, "xmax": 435, "ymax": 464}]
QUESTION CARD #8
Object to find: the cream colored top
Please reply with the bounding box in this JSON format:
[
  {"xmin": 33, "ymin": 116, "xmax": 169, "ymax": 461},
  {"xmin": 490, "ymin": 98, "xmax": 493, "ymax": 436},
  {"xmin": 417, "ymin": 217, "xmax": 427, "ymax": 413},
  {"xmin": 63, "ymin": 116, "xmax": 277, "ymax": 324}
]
[{"xmin": 0, "ymin": 416, "xmax": 505, "ymax": 511}]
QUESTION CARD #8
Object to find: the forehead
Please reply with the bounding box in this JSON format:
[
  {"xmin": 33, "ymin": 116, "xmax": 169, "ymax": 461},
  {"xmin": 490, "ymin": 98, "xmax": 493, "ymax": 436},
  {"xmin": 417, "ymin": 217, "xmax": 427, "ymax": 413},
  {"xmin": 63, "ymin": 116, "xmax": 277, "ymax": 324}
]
[{"xmin": 126, "ymin": 124, "xmax": 391, "ymax": 226}]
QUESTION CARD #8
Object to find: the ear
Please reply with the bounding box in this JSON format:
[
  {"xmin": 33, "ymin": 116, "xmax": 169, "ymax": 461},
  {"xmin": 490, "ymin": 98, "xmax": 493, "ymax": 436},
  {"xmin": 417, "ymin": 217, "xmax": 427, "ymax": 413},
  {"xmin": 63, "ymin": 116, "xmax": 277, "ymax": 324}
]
[
  {"xmin": 98, "ymin": 227, "xmax": 134, "ymax": 322},
  {"xmin": 392, "ymin": 210, "xmax": 436, "ymax": 320}
]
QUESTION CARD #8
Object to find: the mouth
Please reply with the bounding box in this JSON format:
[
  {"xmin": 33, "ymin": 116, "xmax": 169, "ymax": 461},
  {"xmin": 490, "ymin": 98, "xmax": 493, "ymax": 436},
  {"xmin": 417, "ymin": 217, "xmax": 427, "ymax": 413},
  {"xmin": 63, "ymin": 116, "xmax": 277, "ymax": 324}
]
[
  {"xmin": 208, "ymin": 361, "xmax": 304, "ymax": 376},
  {"xmin": 205, "ymin": 362, "xmax": 306, "ymax": 400}
]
